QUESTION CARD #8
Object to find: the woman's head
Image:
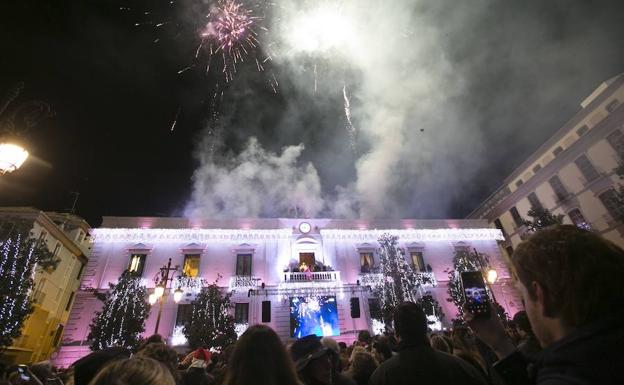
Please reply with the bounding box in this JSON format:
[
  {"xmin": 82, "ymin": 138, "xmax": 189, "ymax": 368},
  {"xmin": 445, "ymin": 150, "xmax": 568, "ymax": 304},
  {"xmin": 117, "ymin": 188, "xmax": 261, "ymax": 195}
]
[
  {"xmin": 452, "ymin": 326, "xmax": 476, "ymax": 352},
  {"xmin": 88, "ymin": 357, "xmax": 175, "ymax": 385},
  {"xmin": 223, "ymin": 325, "xmax": 300, "ymax": 385},
  {"xmin": 348, "ymin": 352, "xmax": 378, "ymax": 385},
  {"xmin": 430, "ymin": 334, "xmax": 450, "ymax": 353}
]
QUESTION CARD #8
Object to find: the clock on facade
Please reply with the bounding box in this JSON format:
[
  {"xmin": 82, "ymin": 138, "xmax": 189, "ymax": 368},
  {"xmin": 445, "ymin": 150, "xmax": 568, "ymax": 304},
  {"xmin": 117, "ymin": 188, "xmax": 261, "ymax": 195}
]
[{"xmin": 299, "ymin": 222, "xmax": 312, "ymax": 234}]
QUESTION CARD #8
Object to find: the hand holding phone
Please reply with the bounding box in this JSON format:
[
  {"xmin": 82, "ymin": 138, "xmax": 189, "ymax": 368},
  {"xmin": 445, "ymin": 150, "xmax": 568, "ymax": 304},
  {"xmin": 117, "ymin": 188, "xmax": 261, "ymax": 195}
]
[{"xmin": 460, "ymin": 271, "xmax": 491, "ymax": 319}]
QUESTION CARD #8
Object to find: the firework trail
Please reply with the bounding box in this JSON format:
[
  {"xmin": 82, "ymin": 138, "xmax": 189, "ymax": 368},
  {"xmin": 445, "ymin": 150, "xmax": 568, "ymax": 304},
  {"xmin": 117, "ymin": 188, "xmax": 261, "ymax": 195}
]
[
  {"xmin": 343, "ymin": 83, "xmax": 356, "ymax": 152},
  {"xmin": 170, "ymin": 107, "xmax": 181, "ymax": 132}
]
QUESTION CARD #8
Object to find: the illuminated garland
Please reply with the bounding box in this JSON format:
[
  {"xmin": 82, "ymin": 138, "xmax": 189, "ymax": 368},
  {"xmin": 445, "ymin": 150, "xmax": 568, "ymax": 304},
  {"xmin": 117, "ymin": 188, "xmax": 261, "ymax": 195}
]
[
  {"xmin": 445, "ymin": 248, "xmax": 487, "ymax": 320},
  {"xmin": 87, "ymin": 271, "xmax": 151, "ymax": 351}
]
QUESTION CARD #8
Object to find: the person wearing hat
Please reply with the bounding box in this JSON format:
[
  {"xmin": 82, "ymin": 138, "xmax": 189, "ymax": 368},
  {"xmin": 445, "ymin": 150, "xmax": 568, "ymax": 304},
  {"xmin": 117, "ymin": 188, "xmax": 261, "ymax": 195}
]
[{"xmin": 290, "ymin": 335, "xmax": 333, "ymax": 385}]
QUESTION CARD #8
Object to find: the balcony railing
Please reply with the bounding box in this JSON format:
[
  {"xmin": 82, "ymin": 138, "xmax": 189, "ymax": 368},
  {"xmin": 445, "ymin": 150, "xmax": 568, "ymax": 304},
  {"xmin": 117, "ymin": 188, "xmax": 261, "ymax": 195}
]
[
  {"xmin": 229, "ymin": 275, "xmax": 261, "ymax": 290},
  {"xmin": 283, "ymin": 271, "xmax": 341, "ymax": 283},
  {"xmin": 358, "ymin": 272, "xmax": 436, "ymax": 289}
]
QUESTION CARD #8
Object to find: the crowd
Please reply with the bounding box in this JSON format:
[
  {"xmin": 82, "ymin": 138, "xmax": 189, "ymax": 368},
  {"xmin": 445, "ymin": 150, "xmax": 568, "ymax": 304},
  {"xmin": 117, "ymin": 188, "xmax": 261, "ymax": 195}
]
[{"xmin": 1, "ymin": 225, "xmax": 622, "ymax": 385}]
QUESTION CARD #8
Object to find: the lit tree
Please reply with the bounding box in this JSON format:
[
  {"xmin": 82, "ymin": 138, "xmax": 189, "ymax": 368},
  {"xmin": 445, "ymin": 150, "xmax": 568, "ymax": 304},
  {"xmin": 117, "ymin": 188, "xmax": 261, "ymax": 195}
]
[
  {"xmin": 445, "ymin": 247, "xmax": 487, "ymax": 320},
  {"xmin": 373, "ymin": 234, "xmax": 429, "ymax": 328},
  {"xmin": 184, "ymin": 277, "xmax": 236, "ymax": 350},
  {"xmin": 522, "ymin": 206, "xmax": 564, "ymax": 232},
  {"xmin": 417, "ymin": 292, "xmax": 445, "ymax": 328},
  {"xmin": 0, "ymin": 219, "xmax": 58, "ymax": 349},
  {"xmin": 88, "ymin": 271, "xmax": 151, "ymax": 351}
]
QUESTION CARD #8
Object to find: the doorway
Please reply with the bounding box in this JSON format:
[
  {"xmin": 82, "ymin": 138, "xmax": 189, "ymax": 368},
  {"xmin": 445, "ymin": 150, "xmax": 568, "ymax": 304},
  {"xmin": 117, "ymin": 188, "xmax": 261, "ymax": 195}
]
[{"xmin": 299, "ymin": 252, "xmax": 315, "ymax": 269}]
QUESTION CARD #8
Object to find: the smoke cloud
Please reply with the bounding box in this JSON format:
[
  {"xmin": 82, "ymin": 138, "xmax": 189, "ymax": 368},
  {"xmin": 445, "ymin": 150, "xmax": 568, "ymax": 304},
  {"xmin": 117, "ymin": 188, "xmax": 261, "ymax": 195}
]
[{"xmin": 186, "ymin": 0, "xmax": 624, "ymax": 219}]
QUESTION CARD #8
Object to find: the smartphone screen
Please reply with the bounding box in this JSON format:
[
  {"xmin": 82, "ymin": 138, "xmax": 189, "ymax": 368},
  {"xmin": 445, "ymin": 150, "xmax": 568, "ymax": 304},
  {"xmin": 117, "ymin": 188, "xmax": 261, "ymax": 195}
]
[
  {"xmin": 460, "ymin": 271, "xmax": 491, "ymax": 318},
  {"xmin": 17, "ymin": 365, "xmax": 31, "ymax": 381}
]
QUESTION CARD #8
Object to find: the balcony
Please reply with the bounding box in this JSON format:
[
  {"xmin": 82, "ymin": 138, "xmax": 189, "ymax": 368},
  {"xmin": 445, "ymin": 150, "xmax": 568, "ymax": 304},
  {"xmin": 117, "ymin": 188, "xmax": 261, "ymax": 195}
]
[
  {"xmin": 283, "ymin": 271, "xmax": 341, "ymax": 283},
  {"xmin": 553, "ymin": 192, "xmax": 573, "ymax": 205},
  {"xmin": 229, "ymin": 275, "xmax": 261, "ymax": 291},
  {"xmin": 358, "ymin": 272, "xmax": 436, "ymax": 289}
]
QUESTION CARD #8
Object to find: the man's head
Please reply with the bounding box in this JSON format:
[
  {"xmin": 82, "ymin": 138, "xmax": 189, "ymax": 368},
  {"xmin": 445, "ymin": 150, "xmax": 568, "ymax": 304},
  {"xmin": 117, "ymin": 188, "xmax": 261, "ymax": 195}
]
[
  {"xmin": 393, "ymin": 302, "xmax": 427, "ymax": 345},
  {"xmin": 290, "ymin": 335, "xmax": 332, "ymax": 384},
  {"xmin": 512, "ymin": 225, "xmax": 624, "ymax": 346}
]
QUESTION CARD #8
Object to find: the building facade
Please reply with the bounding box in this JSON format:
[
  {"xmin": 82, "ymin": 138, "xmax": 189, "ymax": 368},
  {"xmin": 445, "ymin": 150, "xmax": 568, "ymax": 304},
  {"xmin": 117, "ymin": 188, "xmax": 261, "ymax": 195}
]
[
  {"xmin": 54, "ymin": 216, "xmax": 519, "ymax": 367},
  {"xmin": 0, "ymin": 207, "xmax": 90, "ymax": 364},
  {"xmin": 468, "ymin": 74, "xmax": 624, "ymax": 254}
]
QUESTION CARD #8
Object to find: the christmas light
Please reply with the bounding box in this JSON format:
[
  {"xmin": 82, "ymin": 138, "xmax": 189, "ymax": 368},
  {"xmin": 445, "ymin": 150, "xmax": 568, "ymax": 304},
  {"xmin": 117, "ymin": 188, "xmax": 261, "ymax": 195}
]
[
  {"xmin": 171, "ymin": 325, "xmax": 188, "ymax": 346},
  {"xmin": 321, "ymin": 228, "xmax": 504, "ymax": 241},
  {"xmin": 234, "ymin": 322, "xmax": 248, "ymax": 338},
  {"xmin": 91, "ymin": 228, "xmax": 292, "ymax": 243},
  {"xmin": 148, "ymin": 293, "xmax": 158, "ymax": 305},
  {"xmin": 173, "ymin": 288, "xmax": 184, "ymax": 303},
  {"xmin": 487, "ymin": 269, "xmax": 498, "ymax": 285}
]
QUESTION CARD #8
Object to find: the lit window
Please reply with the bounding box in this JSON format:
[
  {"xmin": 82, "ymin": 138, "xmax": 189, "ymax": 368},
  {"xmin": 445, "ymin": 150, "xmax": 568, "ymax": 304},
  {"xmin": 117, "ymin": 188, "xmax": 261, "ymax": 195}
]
[
  {"xmin": 410, "ymin": 251, "xmax": 425, "ymax": 271},
  {"xmin": 532, "ymin": 164, "xmax": 542, "ymax": 173},
  {"xmin": 183, "ymin": 254, "xmax": 200, "ymax": 277},
  {"xmin": 235, "ymin": 303, "xmax": 249, "ymax": 323},
  {"xmin": 576, "ymin": 125, "xmax": 588, "ymax": 137},
  {"xmin": 360, "ymin": 252, "xmax": 374, "ymax": 273},
  {"xmin": 128, "ymin": 254, "xmax": 146, "ymax": 276},
  {"xmin": 236, "ymin": 254, "xmax": 252, "ymax": 276}
]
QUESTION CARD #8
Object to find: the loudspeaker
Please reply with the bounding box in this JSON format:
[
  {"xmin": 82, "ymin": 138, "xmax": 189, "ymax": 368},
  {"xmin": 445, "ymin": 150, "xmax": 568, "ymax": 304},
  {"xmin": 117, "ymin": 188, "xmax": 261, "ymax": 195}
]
[
  {"xmin": 262, "ymin": 300, "xmax": 271, "ymax": 322},
  {"xmin": 350, "ymin": 297, "xmax": 361, "ymax": 318}
]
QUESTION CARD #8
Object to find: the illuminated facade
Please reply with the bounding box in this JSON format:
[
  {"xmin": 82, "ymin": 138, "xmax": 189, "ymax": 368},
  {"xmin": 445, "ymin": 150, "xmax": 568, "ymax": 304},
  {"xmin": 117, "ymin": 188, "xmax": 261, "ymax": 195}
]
[
  {"xmin": 0, "ymin": 208, "xmax": 90, "ymax": 364},
  {"xmin": 469, "ymin": 73, "xmax": 624, "ymax": 254},
  {"xmin": 54, "ymin": 217, "xmax": 518, "ymax": 367}
]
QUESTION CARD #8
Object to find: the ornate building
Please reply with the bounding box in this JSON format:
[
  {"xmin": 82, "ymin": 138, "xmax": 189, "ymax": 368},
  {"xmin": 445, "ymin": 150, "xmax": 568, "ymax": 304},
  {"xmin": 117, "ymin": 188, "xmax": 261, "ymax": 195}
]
[{"xmin": 53, "ymin": 216, "xmax": 518, "ymax": 367}]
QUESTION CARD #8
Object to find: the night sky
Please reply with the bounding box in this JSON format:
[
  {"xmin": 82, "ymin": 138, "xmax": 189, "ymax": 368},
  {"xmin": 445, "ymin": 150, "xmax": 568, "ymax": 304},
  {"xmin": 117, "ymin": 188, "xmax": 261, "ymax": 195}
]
[{"xmin": 1, "ymin": 0, "xmax": 623, "ymax": 226}]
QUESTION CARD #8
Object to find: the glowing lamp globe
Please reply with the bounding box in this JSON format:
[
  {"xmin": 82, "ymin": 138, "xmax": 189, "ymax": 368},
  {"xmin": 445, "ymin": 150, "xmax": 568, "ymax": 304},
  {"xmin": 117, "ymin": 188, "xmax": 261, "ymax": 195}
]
[
  {"xmin": 0, "ymin": 143, "xmax": 29, "ymax": 174},
  {"xmin": 154, "ymin": 284, "xmax": 165, "ymax": 298},
  {"xmin": 148, "ymin": 293, "xmax": 158, "ymax": 305},
  {"xmin": 486, "ymin": 269, "xmax": 498, "ymax": 285},
  {"xmin": 173, "ymin": 288, "xmax": 184, "ymax": 303}
]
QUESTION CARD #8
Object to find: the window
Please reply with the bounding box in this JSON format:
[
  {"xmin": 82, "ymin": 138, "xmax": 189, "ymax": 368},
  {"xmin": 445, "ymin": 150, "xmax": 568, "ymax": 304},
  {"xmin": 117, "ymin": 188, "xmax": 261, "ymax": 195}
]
[
  {"xmin": 235, "ymin": 303, "xmax": 249, "ymax": 323},
  {"xmin": 128, "ymin": 254, "xmax": 147, "ymax": 276},
  {"xmin": 575, "ymin": 155, "xmax": 600, "ymax": 183},
  {"xmin": 65, "ymin": 292, "xmax": 75, "ymax": 311},
  {"xmin": 576, "ymin": 125, "xmax": 588, "ymax": 137},
  {"xmin": 183, "ymin": 254, "xmax": 200, "ymax": 277},
  {"xmin": 360, "ymin": 252, "xmax": 374, "ymax": 273},
  {"xmin": 494, "ymin": 218, "xmax": 507, "ymax": 238},
  {"xmin": 510, "ymin": 207, "xmax": 523, "ymax": 227},
  {"xmin": 515, "ymin": 179, "xmax": 523, "ymax": 188},
  {"xmin": 176, "ymin": 304, "xmax": 193, "ymax": 326},
  {"xmin": 606, "ymin": 99, "xmax": 620, "ymax": 113},
  {"xmin": 52, "ymin": 324, "xmax": 64, "ymax": 347},
  {"xmin": 606, "ymin": 130, "xmax": 624, "ymax": 156},
  {"xmin": 532, "ymin": 164, "xmax": 542, "ymax": 173},
  {"xmin": 553, "ymin": 146, "xmax": 564, "ymax": 156},
  {"xmin": 568, "ymin": 209, "xmax": 588, "ymax": 228},
  {"xmin": 236, "ymin": 254, "xmax": 252, "ymax": 276},
  {"xmin": 76, "ymin": 262, "xmax": 85, "ymax": 280},
  {"xmin": 598, "ymin": 189, "xmax": 621, "ymax": 221},
  {"xmin": 527, "ymin": 192, "xmax": 543, "ymax": 210},
  {"xmin": 549, "ymin": 175, "xmax": 569, "ymax": 202},
  {"xmin": 38, "ymin": 230, "xmax": 47, "ymax": 245},
  {"xmin": 53, "ymin": 243, "xmax": 61, "ymax": 257},
  {"xmin": 410, "ymin": 251, "xmax": 425, "ymax": 271}
]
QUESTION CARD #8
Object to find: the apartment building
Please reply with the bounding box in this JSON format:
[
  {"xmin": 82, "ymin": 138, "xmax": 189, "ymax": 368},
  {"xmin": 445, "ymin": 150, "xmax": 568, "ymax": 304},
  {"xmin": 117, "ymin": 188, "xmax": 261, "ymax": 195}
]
[
  {"xmin": 0, "ymin": 207, "xmax": 90, "ymax": 364},
  {"xmin": 468, "ymin": 73, "xmax": 624, "ymax": 255}
]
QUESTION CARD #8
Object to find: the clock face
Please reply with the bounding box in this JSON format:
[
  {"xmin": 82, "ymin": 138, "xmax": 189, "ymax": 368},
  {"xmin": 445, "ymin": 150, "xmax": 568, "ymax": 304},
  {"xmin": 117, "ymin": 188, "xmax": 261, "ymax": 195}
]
[{"xmin": 299, "ymin": 222, "xmax": 312, "ymax": 233}]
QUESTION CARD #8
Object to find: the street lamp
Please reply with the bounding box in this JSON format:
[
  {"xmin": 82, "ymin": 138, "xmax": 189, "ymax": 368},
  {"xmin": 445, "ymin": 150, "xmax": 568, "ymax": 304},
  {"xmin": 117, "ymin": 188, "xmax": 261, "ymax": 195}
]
[
  {"xmin": 152, "ymin": 258, "xmax": 183, "ymax": 334},
  {"xmin": 148, "ymin": 293, "xmax": 158, "ymax": 305},
  {"xmin": 486, "ymin": 269, "xmax": 498, "ymax": 285},
  {"xmin": 173, "ymin": 288, "xmax": 184, "ymax": 303},
  {"xmin": 0, "ymin": 142, "xmax": 29, "ymax": 174},
  {"xmin": 154, "ymin": 284, "xmax": 165, "ymax": 298}
]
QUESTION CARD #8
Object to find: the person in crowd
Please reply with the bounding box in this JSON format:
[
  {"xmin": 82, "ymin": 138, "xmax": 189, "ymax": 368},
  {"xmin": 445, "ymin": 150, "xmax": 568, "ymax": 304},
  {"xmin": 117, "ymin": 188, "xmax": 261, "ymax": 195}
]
[
  {"xmin": 291, "ymin": 335, "xmax": 332, "ymax": 385},
  {"xmin": 211, "ymin": 344, "xmax": 235, "ymax": 385},
  {"xmin": 136, "ymin": 342, "xmax": 181, "ymax": 384},
  {"xmin": 512, "ymin": 311, "xmax": 541, "ymax": 361},
  {"xmin": 28, "ymin": 362, "xmax": 56, "ymax": 385},
  {"xmin": 368, "ymin": 302, "xmax": 487, "ymax": 385},
  {"xmin": 371, "ymin": 337, "xmax": 393, "ymax": 363},
  {"xmin": 137, "ymin": 334, "xmax": 165, "ymax": 352},
  {"xmin": 87, "ymin": 356, "xmax": 175, "ymax": 385},
  {"xmin": 356, "ymin": 331, "xmax": 371, "ymax": 348},
  {"xmin": 345, "ymin": 351, "xmax": 378, "ymax": 385},
  {"xmin": 430, "ymin": 334, "xmax": 451, "ymax": 354},
  {"xmin": 321, "ymin": 337, "xmax": 355, "ymax": 385},
  {"xmin": 467, "ymin": 225, "xmax": 624, "ymax": 385},
  {"xmin": 72, "ymin": 347, "xmax": 130, "ymax": 385},
  {"xmin": 222, "ymin": 325, "xmax": 301, "ymax": 385},
  {"xmin": 181, "ymin": 348, "xmax": 215, "ymax": 385},
  {"xmin": 452, "ymin": 326, "xmax": 488, "ymax": 376}
]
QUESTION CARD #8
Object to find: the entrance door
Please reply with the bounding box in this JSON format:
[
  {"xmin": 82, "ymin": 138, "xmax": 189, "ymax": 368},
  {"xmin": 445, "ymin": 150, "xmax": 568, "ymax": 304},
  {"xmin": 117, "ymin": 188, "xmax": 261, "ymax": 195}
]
[{"xmin": 299, "ymin": 252, "xmax": 315, "ymax": 270}]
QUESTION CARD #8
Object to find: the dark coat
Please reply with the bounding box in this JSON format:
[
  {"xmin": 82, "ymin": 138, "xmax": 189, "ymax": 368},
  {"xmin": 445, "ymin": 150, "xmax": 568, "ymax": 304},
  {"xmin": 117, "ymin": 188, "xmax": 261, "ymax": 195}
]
[
  {"xmin": 494, "ymin": 316, "xmax": 624, "ymax": 385},
  {"xmin": 368, "ymin": 344, "xmax": 487, "ymax": 385}
]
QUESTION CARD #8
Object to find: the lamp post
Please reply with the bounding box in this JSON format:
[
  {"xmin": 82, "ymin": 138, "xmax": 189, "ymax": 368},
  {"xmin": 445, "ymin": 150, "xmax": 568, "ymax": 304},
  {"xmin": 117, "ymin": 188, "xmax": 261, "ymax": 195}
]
[
  {"xmin": 473, "ymin": 248, "xmax": 498, "ymax": 304},
  {"xmin": 152, "ymin": 258, "xmax": 183, "ymax": 335}
]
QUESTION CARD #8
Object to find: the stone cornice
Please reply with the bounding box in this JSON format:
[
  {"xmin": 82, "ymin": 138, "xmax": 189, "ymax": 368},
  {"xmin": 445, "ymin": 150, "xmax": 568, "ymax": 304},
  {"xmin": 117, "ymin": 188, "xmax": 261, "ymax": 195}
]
[
  {"xmin": 319, "ymin": 228, "xmax": 503, "ymax": 241},
  {"xmin": 91, "ymin": 228, "xmax": 293, "ymax": 243}
]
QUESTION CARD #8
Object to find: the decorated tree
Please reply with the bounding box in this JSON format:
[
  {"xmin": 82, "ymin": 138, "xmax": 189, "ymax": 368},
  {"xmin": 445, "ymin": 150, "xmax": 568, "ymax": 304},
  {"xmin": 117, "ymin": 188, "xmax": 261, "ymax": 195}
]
[
  {"xmin": 417, "ymin": 292, "xmax": 445, "ymax": 328},
  {"xmin": 0, "ymin": 219, "xmax": 58, "ymax": 349},
  {"xmin": 522, "ymin": 206, "xmax": 564, "ymax": 232},
  {"xmin": 445, "ymin": 247, "xmax": 487, "ymax": 320},
  {"xmin": 88, "ymin": 271, "xmax": 150, "ymax": 351},
  {"xmin": 373, "ymin": 234, "xmax": 426, "ymax": 328},
  {"xmin": 184, "ymin": 278, "xmax": 236, "ymax": 350}
]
